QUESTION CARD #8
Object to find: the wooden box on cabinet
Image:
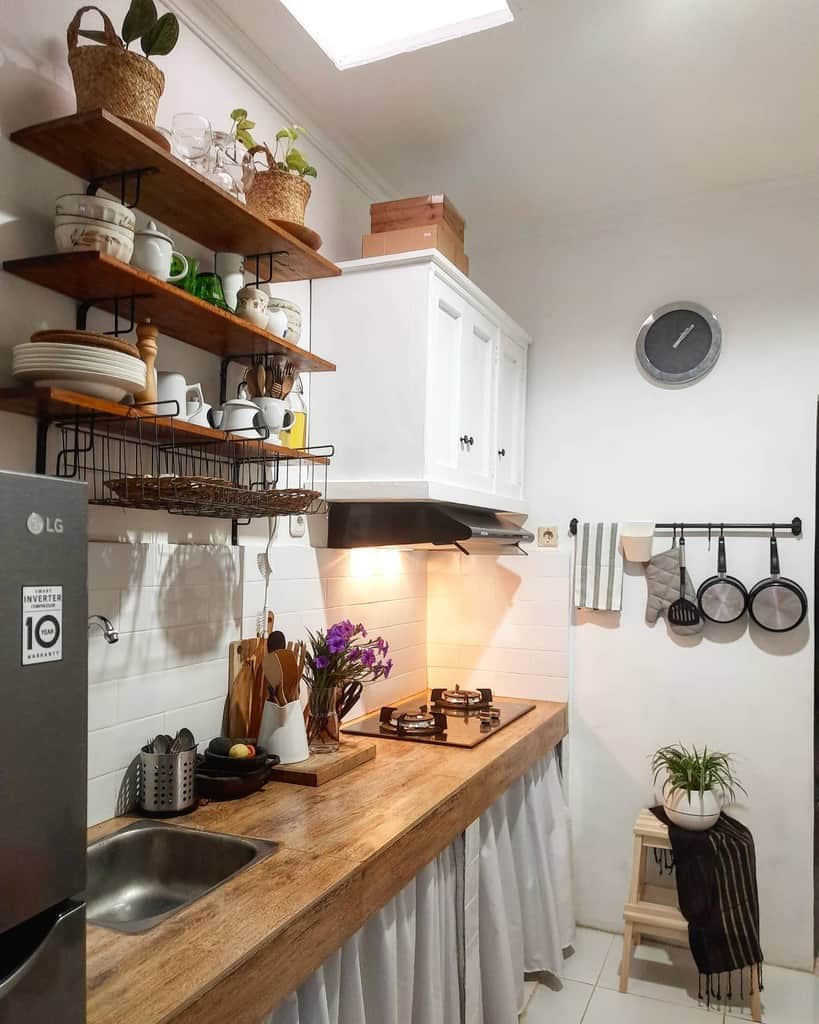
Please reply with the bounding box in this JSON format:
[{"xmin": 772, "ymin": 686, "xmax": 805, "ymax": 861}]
[{"xmin": 310, "ymin": 251, "xmax": 530, "ymax": 513}]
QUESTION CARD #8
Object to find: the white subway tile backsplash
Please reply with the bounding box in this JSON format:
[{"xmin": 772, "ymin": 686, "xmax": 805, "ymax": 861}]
[
  {"xmin": 88, "ymin": 714, "xmax": 165, "ymax": 778},
  {"xmin": 88, "ymin": 681, "xmax": 118, "ymax": 732},
  {"xmin": 116, "ymin": 660, "xmax": 229, "ymax": 723}
]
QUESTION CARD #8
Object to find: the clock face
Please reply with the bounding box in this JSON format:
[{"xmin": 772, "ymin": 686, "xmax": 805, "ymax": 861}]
[{"xmin": 636, "ymin": 302, "xmax": 721, "ymax": 385}]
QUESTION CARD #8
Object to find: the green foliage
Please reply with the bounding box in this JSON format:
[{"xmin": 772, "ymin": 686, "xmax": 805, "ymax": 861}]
[
  {"xmin": 140, "ymin": 12, "xmax": 179, "ymax": 56},
  {"xmin": 229, "ymin": 108, "xmax": 257, "ymax": 151},
  {"xmin": 122, "ymin": 0, "xmax": 157, "ymax": 44},
  {"xmin": 78, "ymin": 1, "xmax": 179, "ymax": 60},
  {"xmin": 651, "ymin": 743, "xmax": 746, "ymax": 805},
  {"xmin": 271, "ymin": 124, "xmax": 317, "ymax": 179}
]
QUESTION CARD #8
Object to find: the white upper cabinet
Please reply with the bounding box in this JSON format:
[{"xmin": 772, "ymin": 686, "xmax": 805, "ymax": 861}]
[{"xmin": 310, "ymin": 251, "xmax": 530, "ymax": 513}]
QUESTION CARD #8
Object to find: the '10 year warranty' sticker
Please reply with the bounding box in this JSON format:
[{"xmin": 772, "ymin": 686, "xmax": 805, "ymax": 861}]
[{"xmin": 22, "ymin": 585, "xmax": 63, "ymax": 665}]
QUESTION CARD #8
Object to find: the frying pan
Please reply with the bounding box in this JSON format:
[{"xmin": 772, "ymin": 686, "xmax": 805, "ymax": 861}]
[
  {"xmin": 747, "ymin": 533, "xmax": 807, "ymax": 632},
  {"xmin": 697, "ymin": 529, "xmax": 748, "ymax": 624}
]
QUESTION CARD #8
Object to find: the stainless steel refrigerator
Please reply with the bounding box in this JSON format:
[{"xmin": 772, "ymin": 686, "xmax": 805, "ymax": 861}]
[{"xmin": 0, "ymin": 470, "xmax": 87, "ymax": 1023}]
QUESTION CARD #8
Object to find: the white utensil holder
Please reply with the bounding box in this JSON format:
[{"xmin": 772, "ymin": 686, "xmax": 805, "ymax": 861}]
[
  {"xmin": 259, "ymin": 699, "xmax": 309, "ymax": 764},
  {"xmin": 621, "ymin": 522, "xmax": 655, "ymax": 562}
]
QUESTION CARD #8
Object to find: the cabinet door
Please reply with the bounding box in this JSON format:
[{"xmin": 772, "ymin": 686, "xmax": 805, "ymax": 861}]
[
  {"xmin": 456, "ymin": 308, "xmax": 498, "ymax": 492},
  {"xmin": 494, "ymin": 334, "xmax": 527, "ymax": 499},
  {"xmin": 426, "ymin": 278, "xmax": 469, "ymax": 482}
]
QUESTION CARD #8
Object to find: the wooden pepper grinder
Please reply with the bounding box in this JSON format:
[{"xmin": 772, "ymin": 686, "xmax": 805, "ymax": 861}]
[{"xmin": 132, "ymin": 320, "xmax": 158, "ymax": 405}]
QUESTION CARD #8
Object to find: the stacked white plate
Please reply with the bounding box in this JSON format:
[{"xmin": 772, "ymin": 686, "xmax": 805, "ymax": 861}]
[{"xmin": 13, "ymin": 343, "xmax": 147, "ymax": 402}]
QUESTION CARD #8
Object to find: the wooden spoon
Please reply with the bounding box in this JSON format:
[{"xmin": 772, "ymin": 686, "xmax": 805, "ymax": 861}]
[
  {"xmin": 262, "ymin": 648, "xmax": 285, "ymax": 705},
  {"xmin": 281, "ymin": 375, "xmax": 294, "ymax": 399},
  {"xmin": 244, "ymin": 367, "xmax": 259, "ymax": 399},
  {"xmin": 276, "ymin": 648, "xmax": 301, "ymax": 703},
  {"xmin": 256, "ymin": 361, "xmax": 267, "ymax": 397}
]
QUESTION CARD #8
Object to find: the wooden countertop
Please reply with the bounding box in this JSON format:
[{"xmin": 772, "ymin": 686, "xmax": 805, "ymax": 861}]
[{"xmin": 86, "ymin": 697, "xmax": 568, "ymax": 1024}]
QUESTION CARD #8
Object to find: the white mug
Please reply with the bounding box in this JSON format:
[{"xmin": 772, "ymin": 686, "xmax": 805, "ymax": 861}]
[
  {"xmin": 253, "ymin": 397, "xmax": 295, "ymax": 441},
  {"xmin": 267, "ymin": 307, "xmax": 289, "ymax": 338},
  {"xmin": 214, "ymin": 252, "xmax": 245, "ymax": 312},
  {"xmin": 156, "ymin": 372, "xmax": 204, "ymax": 421},
  {"xmin": 186, "ymin": 400, "xmax": 213, "ymax": 427}
]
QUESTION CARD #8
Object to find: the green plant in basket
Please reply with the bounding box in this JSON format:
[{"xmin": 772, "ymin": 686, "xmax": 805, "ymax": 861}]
[
  {"xmin": 272, "ymin": 124, "xmax": 317, "ymax": 179},
  {"xmin": 78, "ymin": 0, "xmax": 179, "ymax": 59},
  {"xmin": 229, "ymin": 108, "xmax": 257, "ymax": 151}
]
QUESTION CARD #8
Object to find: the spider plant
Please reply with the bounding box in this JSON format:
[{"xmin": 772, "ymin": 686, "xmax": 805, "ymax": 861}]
[{"xmin": 651, "ymin": 743, "xmax": 746, "ymax": 805}]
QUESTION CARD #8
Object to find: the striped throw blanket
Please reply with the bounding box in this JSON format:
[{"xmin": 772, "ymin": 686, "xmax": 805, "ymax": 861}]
[
  {"xmin": 651, "ymin": 806, "xmax": 763, "ymax": 1002},
  {"xmin": 573, "ymin": 522, "xmax": 623, "ymax": 611}
]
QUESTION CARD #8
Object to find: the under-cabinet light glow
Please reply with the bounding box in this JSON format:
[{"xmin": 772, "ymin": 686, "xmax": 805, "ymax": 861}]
[
  {"xmin": 349, "ymin": 547, "xmax": 404, "ymax": 577},
  {"xmin": 278, "ymin": 0, "xmax": 514, "ymax": 69}
]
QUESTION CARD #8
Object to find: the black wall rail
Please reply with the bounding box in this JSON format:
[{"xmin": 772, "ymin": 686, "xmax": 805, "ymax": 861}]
[{"xmin": 568, "ymin": 517, "xmax": 802, "ymax": 536}]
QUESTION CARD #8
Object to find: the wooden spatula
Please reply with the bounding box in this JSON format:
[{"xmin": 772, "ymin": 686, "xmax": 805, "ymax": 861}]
[{"xmin": 277, "ymin": 648, "xmax": 301, "ymax": 704}]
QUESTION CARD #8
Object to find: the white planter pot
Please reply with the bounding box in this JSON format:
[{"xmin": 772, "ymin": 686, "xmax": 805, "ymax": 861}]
[{"xmin": 663, "ymin": 788, "xmax": 721, "ymax": 831}]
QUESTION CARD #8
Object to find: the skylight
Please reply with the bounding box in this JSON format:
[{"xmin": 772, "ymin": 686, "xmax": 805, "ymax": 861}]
[{"xmin": 278, "ymin": 1, "xmax": 514, "ymax": 70}]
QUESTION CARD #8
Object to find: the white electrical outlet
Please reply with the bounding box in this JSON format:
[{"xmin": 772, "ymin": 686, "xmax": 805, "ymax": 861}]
[
  {"xmin": 537, "ymin": 526, "xmax": 559, "ymax": 547},
  {"xmin": 289, "ymin": 514, "xmax": 306, "ymax": 538}
]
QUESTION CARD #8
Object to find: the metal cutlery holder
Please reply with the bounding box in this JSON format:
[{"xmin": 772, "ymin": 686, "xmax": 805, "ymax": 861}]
[{"xmin": 139, "ymin": 747, "xmax": 197, "ymax": 814}]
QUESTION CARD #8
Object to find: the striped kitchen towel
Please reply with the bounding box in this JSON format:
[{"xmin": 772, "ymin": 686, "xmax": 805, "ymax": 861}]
[{"xmin": 574, "ymin": 522, "xmax": 623, "ymax": 611}]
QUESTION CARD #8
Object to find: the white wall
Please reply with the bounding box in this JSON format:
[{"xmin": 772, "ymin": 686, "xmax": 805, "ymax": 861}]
[{"xmin": 469, "ymin": 179, "xmax": 819, "ymax": 970}]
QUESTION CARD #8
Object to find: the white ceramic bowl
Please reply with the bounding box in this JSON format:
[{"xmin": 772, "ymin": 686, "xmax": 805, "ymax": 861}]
[
  {"xmin": 265, "ymin": 296, "xmax": 302, "ymax": 343},
  {"xmin": 55, "ymin": 194, "xmax": 136, "ymax": 232},
  {"xmin": 54, "ymin": 217, "xmax": 134, "ymax": 262}
]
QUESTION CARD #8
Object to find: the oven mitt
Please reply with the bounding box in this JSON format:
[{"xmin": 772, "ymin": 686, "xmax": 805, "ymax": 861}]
[{"xmin": 645, "ymin": 545, "xmax": 704, "ymax": 635}]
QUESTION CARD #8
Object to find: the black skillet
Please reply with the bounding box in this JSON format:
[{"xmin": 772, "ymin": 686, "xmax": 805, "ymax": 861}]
[
  {"xmin": 697, "ymin": 528, "xmax": 748, "ymax": 624},
  {"xmin": 747, "ymin": 531, "xmax": 807, "ymax": 632}
]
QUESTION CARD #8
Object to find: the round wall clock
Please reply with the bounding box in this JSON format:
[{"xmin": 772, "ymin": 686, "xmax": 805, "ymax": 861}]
[{"xmin": 636, "ymin": 301, "xmax": 721, "ymax": 385}]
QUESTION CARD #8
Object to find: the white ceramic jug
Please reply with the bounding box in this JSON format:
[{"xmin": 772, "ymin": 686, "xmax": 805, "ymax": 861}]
[
  {"xmin": 156, "ymin": 372, "xmax": 204, "ymax": 421},
  {"xmin": 214, "ymin": 252, "xmax": 245, "ymax": 312}
]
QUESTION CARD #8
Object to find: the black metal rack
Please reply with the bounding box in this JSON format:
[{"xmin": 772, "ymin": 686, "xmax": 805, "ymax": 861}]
[
  {"xmin": 52, "ymin": 402, "xmax": 331, "ymax": 522},
  {"xmin": 569, "ymin": 517, "xmax": 802, "ymax": 536}
]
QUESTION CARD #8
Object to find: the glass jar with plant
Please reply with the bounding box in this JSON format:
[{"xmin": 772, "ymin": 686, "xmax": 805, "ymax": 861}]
[
  {"xmin": 67, "ymin": 2, "xmax": 180, "ymax": 129},
  {"xmin": 304, "ymin": 620, "xmax": 392, "ymax": 754},
  {"xmin": 242, "ymin": 125, "xmax": 318, "ymax": 226},
  {"xmin": 651, "ymin": 743, "xmax": 746, "ymax": 831}
]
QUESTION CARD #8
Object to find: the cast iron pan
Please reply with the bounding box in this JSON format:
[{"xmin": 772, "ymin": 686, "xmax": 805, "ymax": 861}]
[
  {"xmin": 747, "ymin": 533, "xmax": 807, "ymax": 632},
  {"xmin": 697, "ymin": 530, "xmax": 748, "ymax": 624},
  {"xmin": 195, "ymin": 754, "xmax": 280, "ymax": 800}
]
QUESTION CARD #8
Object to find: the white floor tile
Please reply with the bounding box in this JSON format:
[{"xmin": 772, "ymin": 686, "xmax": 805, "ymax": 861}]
[
  {"xmin": 584, "ymin": 987, "xmax": 724, "ymax": 1023},
  {"xmin": 522, "ymin": 979, "xmax": 538, "ymax": 1010},
  {"xmin": 598, "ymin": 938, "xmax": 721, "ymax": 1013},
  {"xmin": 521, "ymin": 979, "xmax": 593, "ymax": 1023},
  {"xmin": 724, "ymin": 963, "xmax": 818, "ymax": 1023},
  {"xmin": 562, "ymin": 927, "xmax": 615, "ymax": 985}
]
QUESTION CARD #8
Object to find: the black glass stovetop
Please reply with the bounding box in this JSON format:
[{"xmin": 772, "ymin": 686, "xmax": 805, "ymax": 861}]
[{"xmin": 341, "ymin": 695, "xmax": 536, "ymax": 748}]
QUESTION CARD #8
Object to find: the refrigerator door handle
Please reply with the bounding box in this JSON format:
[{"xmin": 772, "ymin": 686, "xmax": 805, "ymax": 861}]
[{"xmin": 0, "ymin": 902, "xmax": 84, "ymax": 1002}]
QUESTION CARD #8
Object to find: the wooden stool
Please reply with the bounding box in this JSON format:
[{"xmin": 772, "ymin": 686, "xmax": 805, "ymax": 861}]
[{"xmin": 621, "ymin": 810, "xmax": 761, "ymax": 1022}]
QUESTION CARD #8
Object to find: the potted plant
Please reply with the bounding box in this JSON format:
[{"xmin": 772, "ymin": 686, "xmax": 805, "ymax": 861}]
[
  {"xmin": 303, "ymin": 620, "xmax": 392, "ymax": 754},
  {"xmin": 67, "ymin": 2, "xmax": 180, "ymax": 129},
  {"xmin": 243, "ymin": 124, "xmax": 318, "ymax": 225},
  {"xmin": 651, "ymin": 743, "xmax": 745, "ymax": 831}
]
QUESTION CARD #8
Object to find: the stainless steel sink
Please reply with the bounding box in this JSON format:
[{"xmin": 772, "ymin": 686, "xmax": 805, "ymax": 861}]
[{"xmin": 86, "ymin": 820, "xmax": 278, "ymax": 933}]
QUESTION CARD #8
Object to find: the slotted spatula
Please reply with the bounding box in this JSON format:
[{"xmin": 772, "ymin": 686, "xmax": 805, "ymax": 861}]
[{"xmin": 667, "ymin": 533, "xmax": 700, "ymax": 627}]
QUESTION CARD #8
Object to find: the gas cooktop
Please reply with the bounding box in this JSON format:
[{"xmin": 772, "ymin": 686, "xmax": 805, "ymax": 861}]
[{"xmin": 341, "ymin": 687, "xmax": 536, "ymax": 748}]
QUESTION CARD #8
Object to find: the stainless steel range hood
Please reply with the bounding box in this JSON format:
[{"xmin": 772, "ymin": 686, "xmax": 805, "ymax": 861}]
[{"xmin": 327, "ymin": 503, "xmax": 534, "ymax": 555}]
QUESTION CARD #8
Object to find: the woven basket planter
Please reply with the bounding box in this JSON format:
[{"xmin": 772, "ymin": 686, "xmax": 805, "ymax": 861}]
[
  {"xmin": 67, "ymin": 6, "xmax": 164, "ymax": 128},
  {"xmin": 244, "ymin": 146, "xmax": 312, "ymax": 225}
]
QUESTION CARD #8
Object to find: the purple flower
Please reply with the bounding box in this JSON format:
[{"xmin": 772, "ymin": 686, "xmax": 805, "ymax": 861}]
[
  {"xmin": 347, "ymin": 648, "xmax": 361, "ymax": 662},
  {"xmin": 360, "ymin": 647, "xmax": 376, "ymax": 668},
  {"xmin": 376, "ymin": 637, "xmax": 389, "ymax": 655},
  {"xmin": 327, "ymin": 634, "xmax": 346, "ymax": 653},
  {"xmin": 383, "ymin": 658, "xmax": 393, "ymax": 678},
  {"xmin": 315, "ymin": 654, "xmax": 330, "ymax": 669}
]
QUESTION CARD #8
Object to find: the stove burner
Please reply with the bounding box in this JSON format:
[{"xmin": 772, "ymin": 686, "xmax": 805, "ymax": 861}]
[
  {"xmin": 479, "ymin": 706, "xmax": 502, "ymax": 728},
  {"xmin": 430, "ymin": 684, "xmax": 493, "ymax": 711},
  {"xmin": 379, "ymin": 704, "xmax": 447, "ymax": 737}
]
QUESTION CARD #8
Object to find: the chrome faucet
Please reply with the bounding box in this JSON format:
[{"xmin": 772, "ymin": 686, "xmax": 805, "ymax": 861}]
[{"xmin": 88, "ymin": 614, "xmax": 119, "ymax": 644}]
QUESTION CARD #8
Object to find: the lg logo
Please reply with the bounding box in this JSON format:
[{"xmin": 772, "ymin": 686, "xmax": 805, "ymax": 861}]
[{"xmin": 26, "ymin": 513, "xmax": 64, "ymax": 536}]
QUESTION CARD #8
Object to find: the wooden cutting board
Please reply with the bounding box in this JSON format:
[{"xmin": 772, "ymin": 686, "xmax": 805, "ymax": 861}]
[{"xmin": 267, "ymin": 740, "xmax": 376, "ymax": 787}]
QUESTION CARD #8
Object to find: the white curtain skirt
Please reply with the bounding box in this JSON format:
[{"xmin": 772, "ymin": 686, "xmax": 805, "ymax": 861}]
[{"xmin": 261, "ymin": 748, "xmax": 573, "ymax": 1024}]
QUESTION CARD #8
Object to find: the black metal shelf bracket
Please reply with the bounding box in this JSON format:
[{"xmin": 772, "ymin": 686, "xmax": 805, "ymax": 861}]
[
  {"xmin": 569, "ymin": 517, "xmax": 802, "ymax": 537},
  {"xmin": 246, "ymin": 251, "xmax": 289, "ymax": 287},
  {"xmin": 86, "ymin": 167, "xmax": 159, "ymax": 208},
  {"xmin": 35, "ymin": 419, "xmax": 50, "ymax": 475},
  {"xmin": 76, "ymin": 293, "xmax": 153, "ymax": 336}
]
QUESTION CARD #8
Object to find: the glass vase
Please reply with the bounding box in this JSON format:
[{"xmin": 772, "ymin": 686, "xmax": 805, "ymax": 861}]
[{"xmin": 306, "ymin": 684, "xmax": 340, "ymax": 754}]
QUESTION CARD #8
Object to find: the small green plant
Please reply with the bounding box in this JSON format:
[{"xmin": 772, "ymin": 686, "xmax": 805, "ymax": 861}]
[
  {"xmin": 272, "ymin": 124, "xmax": 317, "ymax": 178},
  {"xmin": 229, "ymin": 108, "xmax": 257, "ymax": 150},
  {"xmin": 651, "ymin": 743, "xmax": 746, "ymax": 805},
  {"xmin": 79, "ymin": 0, "xmax": 180, "ymax": 59}
]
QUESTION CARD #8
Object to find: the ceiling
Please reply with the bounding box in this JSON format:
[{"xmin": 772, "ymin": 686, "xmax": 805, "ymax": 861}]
[{"xmin": 215, "ymin": 0, "xmax": 819, "ymax": 251}]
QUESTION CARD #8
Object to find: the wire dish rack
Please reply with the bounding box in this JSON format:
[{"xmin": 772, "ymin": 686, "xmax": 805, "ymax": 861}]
[{"xmin": 52, "ymin": 401, "xmax": 331, "ymax": 521}]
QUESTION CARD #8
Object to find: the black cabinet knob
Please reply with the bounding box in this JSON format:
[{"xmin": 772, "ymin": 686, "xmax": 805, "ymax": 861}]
[
  {"xmin": 468, "ymin": 436, "xmax": 474, "ymax": 446},
  {"xmin": 498, "ymin": 448, "xmax": 506, "ymax": 457},
  {"xmin": 459, "ymin": 434, "xmax": 469, "ymax": 445}
]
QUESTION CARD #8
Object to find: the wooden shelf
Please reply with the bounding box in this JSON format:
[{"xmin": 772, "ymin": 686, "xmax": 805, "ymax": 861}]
[
  {"xmin": 0, "ymin": 387, "xmax": 329, "ymax": 464},
  {"xmin": 10, "ymin": 109, "xmax": 341, "ymax": 282},
  {"xmin": 3, "ymin": 252, "xmax": 335, "ymax": 373}
]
